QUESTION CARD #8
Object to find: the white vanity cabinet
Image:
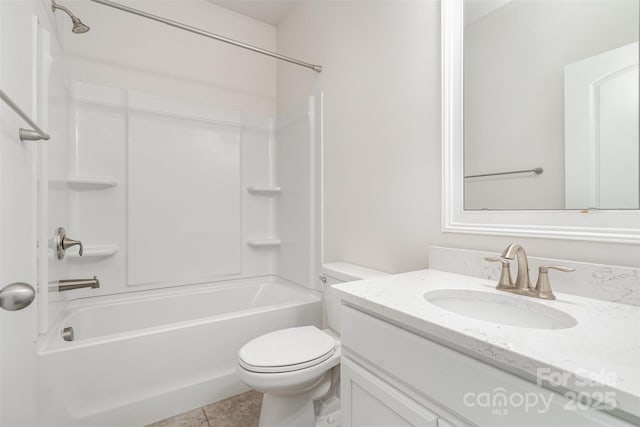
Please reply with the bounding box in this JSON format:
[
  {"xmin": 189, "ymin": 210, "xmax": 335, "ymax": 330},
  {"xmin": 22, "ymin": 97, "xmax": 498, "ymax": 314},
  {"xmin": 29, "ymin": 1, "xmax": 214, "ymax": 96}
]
[
  {"xmin": 341, "ymin": 358, "xmax": 441, "ymax": 427},
  {"xmin": 340, "ymin": 305, "xmax": 634, "ymax": 427}
]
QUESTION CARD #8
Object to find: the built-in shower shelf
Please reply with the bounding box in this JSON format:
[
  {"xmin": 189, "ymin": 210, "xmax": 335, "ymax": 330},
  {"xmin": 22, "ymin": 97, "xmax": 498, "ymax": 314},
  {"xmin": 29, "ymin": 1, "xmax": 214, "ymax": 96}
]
[
  {"xmin": 246, "ymin": 239, "xmax": 281, "ymax": 248},
  {"xmin": 67, "ymin": 244, "xmax": 119, "ymax": 258},
  {"xmin": 246, "ymin": 186, "xmax": 281, "ymax": 196},
  {"xmin": 49, "ymin": 176, "xmax": 119, "ymax": 190}
]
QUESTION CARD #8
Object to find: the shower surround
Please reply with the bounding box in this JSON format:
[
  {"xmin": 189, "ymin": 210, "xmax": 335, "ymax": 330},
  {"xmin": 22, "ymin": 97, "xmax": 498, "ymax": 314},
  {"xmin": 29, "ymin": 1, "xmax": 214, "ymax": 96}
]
[{"xmin": 39, "ymin": 81, "xmax": 323, "ymax": 426}]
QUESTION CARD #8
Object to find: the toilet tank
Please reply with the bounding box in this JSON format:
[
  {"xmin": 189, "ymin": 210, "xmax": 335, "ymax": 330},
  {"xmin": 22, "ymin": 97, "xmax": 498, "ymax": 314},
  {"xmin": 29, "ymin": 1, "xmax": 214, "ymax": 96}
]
[{"xmin": 322, "ymin": 262, "xmax": 388, "ymax": 334}]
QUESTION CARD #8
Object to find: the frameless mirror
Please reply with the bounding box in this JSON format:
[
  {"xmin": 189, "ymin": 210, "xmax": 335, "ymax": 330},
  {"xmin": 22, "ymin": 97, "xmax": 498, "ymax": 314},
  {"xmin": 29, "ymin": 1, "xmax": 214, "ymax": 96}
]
[{"xmin": 463, "ymin": 0, "xmax": 639, "ymax": 211}]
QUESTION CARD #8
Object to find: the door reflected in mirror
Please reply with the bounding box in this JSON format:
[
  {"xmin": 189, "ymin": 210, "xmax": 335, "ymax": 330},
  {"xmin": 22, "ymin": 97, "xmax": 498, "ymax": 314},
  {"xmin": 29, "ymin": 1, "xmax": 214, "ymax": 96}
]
[{"xmin": 463, "ymin": 0, "xmax": 639, "ymax": 210}]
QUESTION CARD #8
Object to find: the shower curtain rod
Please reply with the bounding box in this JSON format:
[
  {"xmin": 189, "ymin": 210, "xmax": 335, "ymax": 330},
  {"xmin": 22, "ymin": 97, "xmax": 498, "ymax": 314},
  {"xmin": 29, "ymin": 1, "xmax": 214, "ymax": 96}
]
[{"xmin": 87, "ymin": 0, "xmax": 323, "ymax": 73}]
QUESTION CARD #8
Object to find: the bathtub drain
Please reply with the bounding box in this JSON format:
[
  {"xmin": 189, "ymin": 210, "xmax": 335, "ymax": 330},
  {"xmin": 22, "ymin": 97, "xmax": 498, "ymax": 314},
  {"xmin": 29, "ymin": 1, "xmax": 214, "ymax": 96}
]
[{"xmin": 62, "ymin": 326, "xmax": 75, "ymax": 342}]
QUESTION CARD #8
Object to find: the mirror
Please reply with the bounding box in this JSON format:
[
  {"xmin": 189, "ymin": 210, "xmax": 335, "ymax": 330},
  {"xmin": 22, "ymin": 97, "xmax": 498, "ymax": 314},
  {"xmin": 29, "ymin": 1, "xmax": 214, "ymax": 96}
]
[
  {"xmin": 441, "ymin": 0, "xmax": 640, "ymax": 243},
  {"xmin": 463, "ymin": 0, "xmax": 639, "ymax": 211}
]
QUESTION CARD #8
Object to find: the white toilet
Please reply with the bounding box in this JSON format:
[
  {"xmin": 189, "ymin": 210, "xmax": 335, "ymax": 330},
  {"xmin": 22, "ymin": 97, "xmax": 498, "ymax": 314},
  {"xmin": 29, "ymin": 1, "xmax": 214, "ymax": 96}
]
[{"xmin": 237, "ymin": 262, "xmax": 388, "ymax": 427}]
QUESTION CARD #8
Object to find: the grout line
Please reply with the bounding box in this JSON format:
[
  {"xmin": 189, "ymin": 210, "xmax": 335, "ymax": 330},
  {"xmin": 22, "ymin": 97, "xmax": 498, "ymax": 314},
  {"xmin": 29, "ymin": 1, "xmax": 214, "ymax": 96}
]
[
  {"xmin": 151, "ymin": 391, "xmax": 262, "ymax": 427},
  {"xmin": 201, "ymin": 408, "xmax": 211, "ymax": 427}
]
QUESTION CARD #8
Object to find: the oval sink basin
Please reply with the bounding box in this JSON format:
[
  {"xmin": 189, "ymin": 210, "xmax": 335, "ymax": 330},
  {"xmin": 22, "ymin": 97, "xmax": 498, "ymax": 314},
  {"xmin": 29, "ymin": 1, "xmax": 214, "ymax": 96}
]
[{"xmin": 424, "ymin": 289, "xmax": 577, "ymax": 330}]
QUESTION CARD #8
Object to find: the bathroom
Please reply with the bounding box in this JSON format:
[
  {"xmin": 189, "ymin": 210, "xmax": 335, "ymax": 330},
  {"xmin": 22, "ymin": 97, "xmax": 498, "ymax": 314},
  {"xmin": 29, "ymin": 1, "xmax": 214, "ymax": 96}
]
[{"xmin": 0, "ymin": 0, "xmax": 638, "ymax": 426}]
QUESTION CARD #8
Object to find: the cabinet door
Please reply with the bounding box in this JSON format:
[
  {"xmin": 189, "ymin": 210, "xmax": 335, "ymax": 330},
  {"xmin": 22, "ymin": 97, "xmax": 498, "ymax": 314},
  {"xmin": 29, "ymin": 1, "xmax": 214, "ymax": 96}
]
[{"xmin": 342, "ymin": 358, "xmax": 438, "ymax": 427}]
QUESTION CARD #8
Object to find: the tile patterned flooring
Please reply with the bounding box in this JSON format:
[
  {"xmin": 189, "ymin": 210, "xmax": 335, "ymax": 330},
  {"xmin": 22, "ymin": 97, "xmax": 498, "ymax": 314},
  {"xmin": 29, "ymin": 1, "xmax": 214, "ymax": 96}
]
[{"xmin": 147, "ymin": 391, "xmax": 262, "ymax": 427}]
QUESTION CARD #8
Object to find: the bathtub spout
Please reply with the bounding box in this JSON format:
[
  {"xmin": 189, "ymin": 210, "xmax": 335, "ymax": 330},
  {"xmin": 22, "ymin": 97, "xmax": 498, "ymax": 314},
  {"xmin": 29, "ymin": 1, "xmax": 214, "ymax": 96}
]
[{"xmin": 58, "ymin": 276, "xmax": 100, "ymax": 292}]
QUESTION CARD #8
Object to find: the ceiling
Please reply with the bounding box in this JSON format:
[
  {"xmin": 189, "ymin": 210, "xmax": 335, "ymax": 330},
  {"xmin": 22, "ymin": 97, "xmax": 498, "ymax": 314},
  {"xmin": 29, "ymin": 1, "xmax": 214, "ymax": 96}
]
[
  {"xmin": 205, "ymin": 0, "xmax": 295, "ymax": 26},
  {"xmin": 209, "ymin": 0, "xmax": 515, "ymax": 28}
]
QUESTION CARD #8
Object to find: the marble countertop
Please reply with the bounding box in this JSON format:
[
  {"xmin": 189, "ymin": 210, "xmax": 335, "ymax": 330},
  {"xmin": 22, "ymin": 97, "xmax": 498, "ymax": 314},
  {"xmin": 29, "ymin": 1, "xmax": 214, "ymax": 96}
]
[{"xmin": 332, "ymin": 269, "xmax": 640, "ymax": 420}]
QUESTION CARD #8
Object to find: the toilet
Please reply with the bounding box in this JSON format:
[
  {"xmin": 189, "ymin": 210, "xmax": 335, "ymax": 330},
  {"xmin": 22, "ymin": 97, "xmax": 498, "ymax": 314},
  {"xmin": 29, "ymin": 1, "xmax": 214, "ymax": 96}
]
[{"xmin": 237, "ymin": 262, "xmax": 388, "ymax": 427}]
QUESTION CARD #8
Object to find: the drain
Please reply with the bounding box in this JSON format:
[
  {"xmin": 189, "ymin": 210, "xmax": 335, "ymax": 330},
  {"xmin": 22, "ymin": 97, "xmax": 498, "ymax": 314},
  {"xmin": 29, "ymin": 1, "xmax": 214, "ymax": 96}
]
[{"xmin": 62, "ymin": 326, "xmax": 75, "ymax": 342}]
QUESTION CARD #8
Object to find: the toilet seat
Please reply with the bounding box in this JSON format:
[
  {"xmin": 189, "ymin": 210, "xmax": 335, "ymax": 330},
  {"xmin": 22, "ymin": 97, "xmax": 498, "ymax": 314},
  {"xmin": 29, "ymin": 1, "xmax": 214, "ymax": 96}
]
[{"xmin": 238, "ymin": 326, "xmax": 336, "ymax": 374}]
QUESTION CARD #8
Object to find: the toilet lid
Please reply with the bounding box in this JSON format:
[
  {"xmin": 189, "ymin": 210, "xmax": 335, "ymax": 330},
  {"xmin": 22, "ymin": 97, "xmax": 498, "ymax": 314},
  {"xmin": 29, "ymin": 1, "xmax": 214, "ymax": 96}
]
[{"xmin": 238, "ymin": 326, "xmax": 336, "ymax": 373}]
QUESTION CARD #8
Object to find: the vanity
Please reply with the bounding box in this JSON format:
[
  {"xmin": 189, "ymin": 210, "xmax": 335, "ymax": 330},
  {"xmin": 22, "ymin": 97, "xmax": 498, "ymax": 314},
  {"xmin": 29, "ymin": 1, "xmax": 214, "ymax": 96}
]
[{"xmin": 332, "ymin": 269, "xmax": 640, "ymax": 427}]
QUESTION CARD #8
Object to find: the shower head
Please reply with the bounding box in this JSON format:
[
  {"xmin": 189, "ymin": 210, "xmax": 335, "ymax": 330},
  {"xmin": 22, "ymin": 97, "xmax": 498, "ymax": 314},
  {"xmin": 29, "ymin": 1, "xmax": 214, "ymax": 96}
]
[
  {"xmin": 70, "ymin": 16, "xmax": 90, "ymax": 34},
  {"xmin": 51, "ymin": 0, "xmax": 90, "ymax": 34}
]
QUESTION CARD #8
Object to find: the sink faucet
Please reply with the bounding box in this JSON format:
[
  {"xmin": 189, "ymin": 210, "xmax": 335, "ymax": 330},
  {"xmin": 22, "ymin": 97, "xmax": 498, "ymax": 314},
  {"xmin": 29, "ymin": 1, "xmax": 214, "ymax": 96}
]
[
  {"xmin": 500, "ymin": 243, "xmax": 532, "ymax": 291},
  {"xmin": 487, "ymin": 244, "xmax": 575, "ymax": 300}
]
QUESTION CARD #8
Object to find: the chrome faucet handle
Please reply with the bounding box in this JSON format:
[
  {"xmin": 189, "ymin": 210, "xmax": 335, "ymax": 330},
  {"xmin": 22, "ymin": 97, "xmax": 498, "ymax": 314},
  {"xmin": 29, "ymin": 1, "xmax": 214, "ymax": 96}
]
[
  {"xmin": 484, "ymin": 257, "xmax": 514, "ymax": 289},
  {"xmin": 533, "ymin": 265, "xmax": 576, "ymax": 300},
  {"xmin": 53, "ymin": 227, "xmax": 84, "ymax": 259}
]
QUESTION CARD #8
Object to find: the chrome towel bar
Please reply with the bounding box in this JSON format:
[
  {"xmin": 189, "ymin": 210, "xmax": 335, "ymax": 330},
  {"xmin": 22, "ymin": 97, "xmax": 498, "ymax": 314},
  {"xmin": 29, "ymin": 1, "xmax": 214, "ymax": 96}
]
[
  {"xmin": 465, "ymin": 167, "xmax": 543, "ymax": 179},
  {"xmin": 0, "ymin": 89, "xmax": 50, "ymax": 141}
]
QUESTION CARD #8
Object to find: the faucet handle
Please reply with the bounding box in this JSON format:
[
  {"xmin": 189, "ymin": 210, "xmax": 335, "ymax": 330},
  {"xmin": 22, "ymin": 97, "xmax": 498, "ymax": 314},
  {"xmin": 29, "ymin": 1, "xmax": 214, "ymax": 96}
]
[
  {"xmin": 53, "ymin": 227, "xmax": 84, "ymax": 259},
  {"xmin": 534, "ymin": 265, "xmax": 576, "ymax": 300},
  {"xmin": 62, "ymin": 236, "xmax": 84, "ymax": 256},
  {"xmin": 485, "ymin": 257, "xmax": 514, "ymax": 289},
  {"xmin": 539, "ymin": 265, "xmax": 575, "ymax": 273}
]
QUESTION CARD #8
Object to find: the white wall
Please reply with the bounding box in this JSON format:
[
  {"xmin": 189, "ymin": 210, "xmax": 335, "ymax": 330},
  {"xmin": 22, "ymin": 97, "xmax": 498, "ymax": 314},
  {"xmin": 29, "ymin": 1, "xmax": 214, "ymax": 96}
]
[
  {"xmin": 59, "ymin": 0, "xmax": 277, "ymax": 116},
  {"xmin": 277, "ymin": 0, "xmax": 640, "ymax": 272},
  {"xmin": 464, "ymin": 0, "xmax": 638, "ymax": 210},
  {"xmin": 277, "ymin": 1, "xmax": 440, "ymax": 273}
]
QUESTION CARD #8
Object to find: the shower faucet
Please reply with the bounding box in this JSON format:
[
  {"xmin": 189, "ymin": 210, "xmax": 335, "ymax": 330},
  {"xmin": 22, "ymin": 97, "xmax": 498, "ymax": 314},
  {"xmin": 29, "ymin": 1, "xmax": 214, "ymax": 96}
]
[{"xmin": 52, "ymin": 227, "xmax": 84, "ymax": 259}]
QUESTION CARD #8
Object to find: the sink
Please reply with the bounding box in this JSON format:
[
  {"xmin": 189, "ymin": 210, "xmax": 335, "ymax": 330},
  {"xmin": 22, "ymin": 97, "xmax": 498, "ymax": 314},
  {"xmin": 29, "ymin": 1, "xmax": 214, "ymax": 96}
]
[{"xmin": 424, "ymin": 289, "xmax": 577, "ymax": 330}]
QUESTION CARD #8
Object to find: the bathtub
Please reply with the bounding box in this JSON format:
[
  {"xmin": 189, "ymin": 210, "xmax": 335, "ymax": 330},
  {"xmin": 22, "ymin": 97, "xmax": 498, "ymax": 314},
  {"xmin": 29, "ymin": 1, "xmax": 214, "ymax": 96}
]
[{"xmin": 36, "ymin": 276, "xmax": 322, "ymax": 427}]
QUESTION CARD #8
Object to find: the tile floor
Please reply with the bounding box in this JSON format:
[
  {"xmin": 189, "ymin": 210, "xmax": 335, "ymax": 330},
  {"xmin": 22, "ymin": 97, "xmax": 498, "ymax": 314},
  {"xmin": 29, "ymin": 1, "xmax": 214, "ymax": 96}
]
[{"xmin": 147, "ymin": 391, "xmax": 262, "ymax": 427}]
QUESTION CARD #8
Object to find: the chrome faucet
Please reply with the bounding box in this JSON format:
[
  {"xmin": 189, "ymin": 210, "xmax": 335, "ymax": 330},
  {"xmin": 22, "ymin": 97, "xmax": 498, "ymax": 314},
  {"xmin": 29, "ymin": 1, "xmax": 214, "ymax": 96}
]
[
  {"xmin": 57, "ymin": 276, "xmax": 100, "ymax": 292},
  {"xmin": 487, "ymin": 244, "xmax": 575, "ymax": 300}
]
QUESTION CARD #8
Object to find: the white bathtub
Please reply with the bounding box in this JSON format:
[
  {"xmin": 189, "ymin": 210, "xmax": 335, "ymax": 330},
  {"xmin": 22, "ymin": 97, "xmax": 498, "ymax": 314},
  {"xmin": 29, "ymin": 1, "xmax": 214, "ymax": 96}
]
[{"xmin": 36, "ymin": 276, "xmax": 322, "ymax": 427}]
